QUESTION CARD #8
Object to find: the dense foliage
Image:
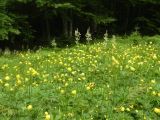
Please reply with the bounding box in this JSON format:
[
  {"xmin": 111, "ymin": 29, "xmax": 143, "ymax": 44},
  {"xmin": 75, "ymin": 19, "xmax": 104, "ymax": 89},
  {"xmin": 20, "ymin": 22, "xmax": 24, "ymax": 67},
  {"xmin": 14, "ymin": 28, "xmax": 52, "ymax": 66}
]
[{"xmin": 0, "ymin": 0, "xmax": 160, "ymax": 48}]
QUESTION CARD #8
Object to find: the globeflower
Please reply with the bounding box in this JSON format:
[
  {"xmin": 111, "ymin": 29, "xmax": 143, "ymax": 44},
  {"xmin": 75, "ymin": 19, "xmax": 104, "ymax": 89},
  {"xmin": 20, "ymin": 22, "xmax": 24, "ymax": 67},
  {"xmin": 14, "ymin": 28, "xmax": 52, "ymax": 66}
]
[
  {"xmin": 27, "ymin": 105, "xmax": 33, "ymax": 110},
  {"xmin": 152, "ymin": 91, "xmax": 157, "ymax": 96},
  {"xmin": 60, "ymin": 89, "xmax": 65, "ymax": 94},
  {"xmin": 154, "ymin": 108, "xmax": 160, "ymax": 114},
  {"xmin": 130, "ymin": 66, "xmax": 135, "ymax": 71},
  {"xmin": 16, "ymin": 74, "xmax": 21, "ymax": 79},
  {"xmin": 45, "ymin": 112, "xmax": 51, "ymax": 120},
  {"xmin": 71, "ymin": 90, "xmax": 77, "ymax": 95},
  {"xmin": 28, "ymin": 67, "xmax": 39, "ymax": 76},
  {"xmin": 5, "ymin": 76, "xmax": 10, "ymax": 81},
  {"xmin": 120, "ymin": 106, "xmax": 125, "ymax": 112},
  {"xmin": 151, "ymin": 80, "xmax": 156, "ymax": 84},
  {"xmin": 4, "ymin": 83, "xmax": 9, "ymax": 87},
  {"xmin": 67, "ymin": 67, "xmax": 72, "ymax": 72}
]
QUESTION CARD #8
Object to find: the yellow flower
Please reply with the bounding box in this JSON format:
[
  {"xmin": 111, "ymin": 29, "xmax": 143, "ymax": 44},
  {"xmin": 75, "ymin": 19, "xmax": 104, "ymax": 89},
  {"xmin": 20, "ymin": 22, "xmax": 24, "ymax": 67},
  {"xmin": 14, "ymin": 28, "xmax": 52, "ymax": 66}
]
[
  {"xmin": 10, "ymin": 88, "xmax": 14, "ymax": 91},
  {"xmin": 5, "ymin": 76, "xmax": 10, "ymax": 81},
  {"xmin": 27, "ymin": 105, "xmax": 33, "ymax": 110},
  {"xmin": 152, "ymin": 91, "xmax": 157, "ymax": 96},
  {"xmin": 148, "ymin": 87, "xmax": 152, "ymax": 90},
  {"xmin": 71, "ymin": 90, "xmax": 77, "ymax": 95},
  {"xmin": 16, "ymin": 79, "xmax": 22, "ymax": 85},
  {"xmin": 16, "ymin": 74, "xmax": 21, "ymax": 79},
  {"xmin": 120, "ymin": 106, "xmax": 125, "ymax": 112},
  {"xmin": 65, "ymin": 83, "xmax": 68, "ymax": 87},
  {"xmin": 130, "ymin": 66, "xmax": 136, "ymax": 71},
  {"xmin": 67, "ymin": 67, "xmax": 72, "ymax": 72},
  {"xmin": 45, "ymin": 112, "xmax": 51, "ymax": 120},
  {"xmin": 135, "ymin": 110, "xmax": 138, "ymax": 113},
  {"xmin": 28, "ymin": 68, "xmax": 39, "ymax": 76},
  {"xmin": 158, "ymin": 93, "xmax": 160, "ymax": 97},
  {"xmin": 86, "ymin": 86, "xmax": 91, "ymax": 90},
  {"xmin": 140, "ymin": 79, "xmax": 144, "ymax": 82},
  {"xmin": 0, "ymin": 79, "xmax": 3, "ymax": 84},
  {"xmin": 154, "ymin": 108, "xmax": 160, "ymax": 114},
  {"xmin": 60, "ymin": 89, "xmax": 65, "ymax": 94},
  {"xmin": 151, "ymin": 80, "xmax": 156, "ymax": 84},
  {"xmin": 126, "ymin": 108, "xmax": 130, "ymax": 112},
  {"xmin": 4, "ymin": 83, "xmax": 9, "ymax": 87},
  {"xmin": 152, "ymin": 54, "xmax": 157, "ymax": 59}
]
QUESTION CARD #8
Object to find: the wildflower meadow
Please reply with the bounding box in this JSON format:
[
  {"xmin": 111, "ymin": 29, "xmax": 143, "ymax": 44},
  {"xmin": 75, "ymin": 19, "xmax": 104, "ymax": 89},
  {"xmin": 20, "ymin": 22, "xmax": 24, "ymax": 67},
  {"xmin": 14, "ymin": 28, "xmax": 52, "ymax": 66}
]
[{"xmin": 0, "ymin": 34, "xmax": 160, "ymax": 120}]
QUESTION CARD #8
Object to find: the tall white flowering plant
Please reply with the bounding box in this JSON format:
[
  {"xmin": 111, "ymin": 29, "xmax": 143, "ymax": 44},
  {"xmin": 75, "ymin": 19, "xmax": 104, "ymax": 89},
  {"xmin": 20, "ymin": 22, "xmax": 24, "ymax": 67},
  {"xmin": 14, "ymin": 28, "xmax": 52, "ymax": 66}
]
[
  {"xmin": 104, "ymin": 30, "xmax": 108, "ymax": 46},
  {"xmin": 85, "ymin": 27, "xmax": 92, "ymax": 44},
  {"xmin": 51, "ymin": 38, "xmax": 57, "ymax": 48},
  {"xmin": 75, "ymin": 28, "xmax": 81, "ymax": 45}
]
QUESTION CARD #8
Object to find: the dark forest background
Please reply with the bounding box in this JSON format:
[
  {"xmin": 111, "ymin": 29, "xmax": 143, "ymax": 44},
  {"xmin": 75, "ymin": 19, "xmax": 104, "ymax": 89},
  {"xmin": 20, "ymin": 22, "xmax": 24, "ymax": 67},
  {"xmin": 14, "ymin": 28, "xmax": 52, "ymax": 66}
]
[{"xmin": 1, "ymin": 0, "xmax": 160, "ymax": 50}]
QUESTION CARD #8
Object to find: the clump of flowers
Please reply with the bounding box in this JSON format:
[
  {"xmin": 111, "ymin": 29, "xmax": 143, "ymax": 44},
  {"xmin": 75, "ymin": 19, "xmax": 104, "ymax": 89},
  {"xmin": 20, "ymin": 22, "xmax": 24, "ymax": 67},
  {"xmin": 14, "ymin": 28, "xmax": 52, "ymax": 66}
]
[
  {"xmin": 45, "ymin": 112, "xmax": 51, "ymax": 120},
  {"xmin": 27, "ymin": 67, "xmax": 39, "ymax": 76},
  {"xmin": 154, "ymin": 108, "xmax": 160, "ymax": 114},
  {"xmin": 71, "ymin": 90, "xmax": 77, "ymax": 95},
  {"xmin": 4, "ymin": 76, "xmax": 10, "ymax": 81},
  {"xmin": 104, "ymin": 30, "xmax": 108, "ymax": 46},
  {"xmin": 27, "ymin": 105, "xmax": 33, "ymax": 111},
  {"xmin": 85, "ymin": 27, "xmax": 92, "ymax": 44},
  {"xmin": 75, "ymin": 28, "xmax": 81, "ymax": 45},
  {"xmin": 51, "ymin": 38, "xmax": 57, "ymax": 48},
  {"xmin": 86, "ymin": 82, "xmax": 95, "ymax": 90}
]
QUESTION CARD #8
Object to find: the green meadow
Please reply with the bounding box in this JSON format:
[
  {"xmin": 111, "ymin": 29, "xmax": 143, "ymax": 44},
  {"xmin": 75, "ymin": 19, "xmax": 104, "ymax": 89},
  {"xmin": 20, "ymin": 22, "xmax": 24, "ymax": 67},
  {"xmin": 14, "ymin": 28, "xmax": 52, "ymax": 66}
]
[{"xmin": 0, "ymin": 36, "xmax": 160, "ymax": 120}]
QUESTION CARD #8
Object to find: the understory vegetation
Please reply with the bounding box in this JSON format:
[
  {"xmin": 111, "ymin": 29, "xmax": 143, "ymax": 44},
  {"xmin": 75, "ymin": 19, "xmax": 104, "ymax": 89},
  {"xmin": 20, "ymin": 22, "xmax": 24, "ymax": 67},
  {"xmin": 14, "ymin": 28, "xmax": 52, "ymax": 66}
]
[
  {"xmin": 0, "ymin": 35, "xmax": 160, "ymax": 120},
  {"xmin": 1, "ymin": 0, "xmax": 160, "ymax": 49}
]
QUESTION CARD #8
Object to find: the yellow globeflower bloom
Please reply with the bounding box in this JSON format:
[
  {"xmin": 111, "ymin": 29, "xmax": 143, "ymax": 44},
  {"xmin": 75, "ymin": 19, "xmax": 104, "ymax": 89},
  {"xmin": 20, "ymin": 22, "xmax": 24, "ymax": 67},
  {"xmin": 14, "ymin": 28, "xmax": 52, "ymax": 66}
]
[
  {"xmin": 130, "ymin": 66, "xmax": 136, "ymax": 71},
  {"xmin": 151, "ymin": 80, "xmax": 156, "ymax": 84},
  {"xmin": 45, "ymin": 112, "xmax": 51, "ymax": 120},
  {"xmin": 67, "ymin": 67, "xmax": 72, "ymax": 72},
  {"xmin": 5, "ymin": 76, "xmax": 10, "ymax": 81},
  {"xmin": 4, "ymin": 83, "xmax": 9, "ymax": 87},
  {"xmin": 16, "ymin": 74, "xmax": 21, "ymax": 79},
  {"xmin": 86, "ymin": 86, "xmax": 91, "ymax": 90},
  {"xmin": 65, "ymin": 83, "xmax": 68, "ymax": 87},
  {"xmin": 154, "ymin": 108, "xmax": 160, "ymax": 114},
  {"xmin": 126, "ymin": 108, "xmax": 130, "ymax": 112},
  {"xmin": 152, "ymin": 91, "xmax": 157, "ymax": 96},
  {"xmin": 0, "ymin": 79, "xmax": 3, "ymax": 84},
  {"xmin": 27, "ymin": 105, "xmax": 33, "ymax": 110},
  {"xmin": 60, "ymin": 89, "xmax": 65, "ymax": 94},
  {"xmin": 71, "ymin": 90, "xmax": 77, "ymax": 95},
  {"xmin": 120, "ymin": 106, "xmax": 125, "ymax": 112}
]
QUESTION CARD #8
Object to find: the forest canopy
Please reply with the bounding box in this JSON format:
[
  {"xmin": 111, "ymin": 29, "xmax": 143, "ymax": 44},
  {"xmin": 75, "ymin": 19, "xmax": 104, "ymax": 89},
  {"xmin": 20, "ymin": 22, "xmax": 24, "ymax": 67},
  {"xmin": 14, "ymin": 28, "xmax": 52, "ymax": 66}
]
[{"xmin": 0, "ymin": 0, "xmax": 160, "ymax": 48}]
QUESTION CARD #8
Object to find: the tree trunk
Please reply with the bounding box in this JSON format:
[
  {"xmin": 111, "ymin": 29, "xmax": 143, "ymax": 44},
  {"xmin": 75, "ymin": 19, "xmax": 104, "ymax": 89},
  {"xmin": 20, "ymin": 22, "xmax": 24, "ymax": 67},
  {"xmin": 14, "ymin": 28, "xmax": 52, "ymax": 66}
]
[
  {"xmin": 124, "ymin": 5, "xmax": 130, "ymax": 32},
  {"xmin": 69, "ymin": 19, "xmax": 73, "ymax": 38},
  {"xmin": 62, "ymin": 16, "xmax": 68, "ymax": 38},
  {"xmin": 92, "ymin": 20, "xmax": 97, "ymax": 36},
  {"xmin": 46, "ymin": 17, "xmax": 50, "ymax": 41},
  {"xmin": 45, "ymin": 12, "xmax": 50, "ymax": 41}
]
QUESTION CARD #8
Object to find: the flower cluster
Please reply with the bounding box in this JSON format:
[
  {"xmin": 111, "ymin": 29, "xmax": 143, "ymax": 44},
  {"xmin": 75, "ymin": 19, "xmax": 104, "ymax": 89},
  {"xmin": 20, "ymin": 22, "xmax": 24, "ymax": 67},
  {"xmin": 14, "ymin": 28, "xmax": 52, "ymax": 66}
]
[
  {"xmin": 75, "ymin": 28, "xmax": 81, "ymax": 45},
  {"xmin": 85, "ymin": 28, "xmax": 92, "ymax": 44}
]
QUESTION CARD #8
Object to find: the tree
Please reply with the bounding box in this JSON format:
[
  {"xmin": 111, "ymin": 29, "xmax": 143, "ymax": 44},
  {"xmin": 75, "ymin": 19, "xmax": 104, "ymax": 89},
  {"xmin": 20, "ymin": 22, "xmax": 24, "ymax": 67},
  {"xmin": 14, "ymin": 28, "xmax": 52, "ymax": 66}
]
[{"xmin": 0, "ymin": 0, "xmax": 20, "ymax": 41}]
